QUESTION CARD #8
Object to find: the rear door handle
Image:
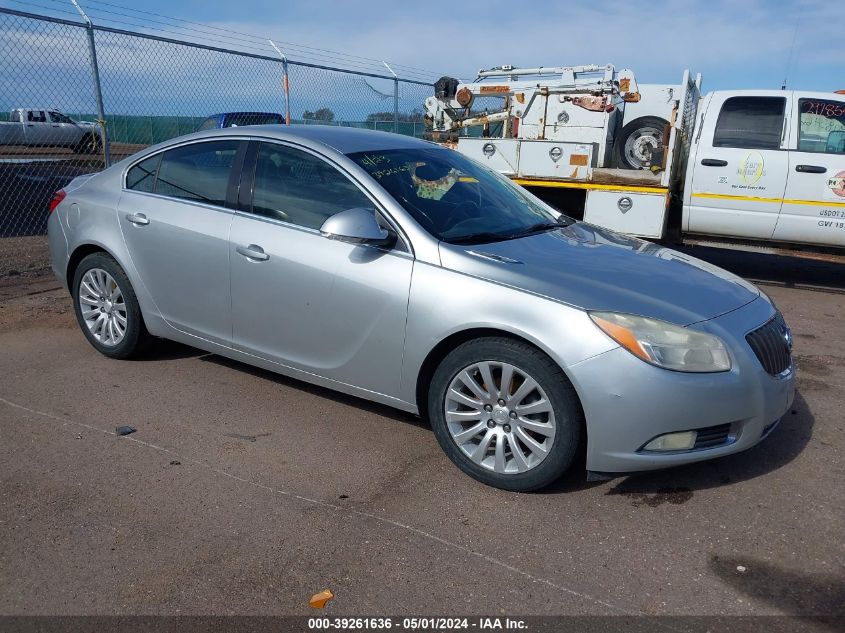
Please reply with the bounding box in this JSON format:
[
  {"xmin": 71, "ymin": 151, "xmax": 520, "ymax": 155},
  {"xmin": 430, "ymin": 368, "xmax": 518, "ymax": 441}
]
[
  {"xmin": 236, "ymin": 244, "xmax": 269, "ymax": 261},
  {"xmin": 795, "ymin": 164, "xmax": 827, "ymax": 174},
  {"xmin": 125, "ymin": 212, "xmax": 149, "ymax": 226},
  {"xmin": 700, "ymin": 158, "xmax": 728, "ymax": 167}
]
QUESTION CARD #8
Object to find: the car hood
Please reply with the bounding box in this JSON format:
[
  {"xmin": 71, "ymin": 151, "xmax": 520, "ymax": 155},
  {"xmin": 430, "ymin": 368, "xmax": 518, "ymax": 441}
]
[{"xmin": 438, "ymin": 222, "xmax": 760, "ymax": 326}]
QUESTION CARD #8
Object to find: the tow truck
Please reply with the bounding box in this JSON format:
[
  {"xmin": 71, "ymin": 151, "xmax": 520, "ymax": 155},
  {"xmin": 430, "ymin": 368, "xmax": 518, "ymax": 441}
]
[{"xmin": 424, "ymin": 65, "xmax": 845, "ymax": 261}]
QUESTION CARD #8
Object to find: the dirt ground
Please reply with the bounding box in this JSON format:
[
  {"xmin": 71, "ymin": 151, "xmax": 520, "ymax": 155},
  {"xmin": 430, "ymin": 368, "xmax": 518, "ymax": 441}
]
[
  {"xmin": 0, "ymin": 254, "xmax": 842, "ymax": 625},
  {"xmin": 0, "ymin": 235, "xmax": 50, "ymax": 278}
]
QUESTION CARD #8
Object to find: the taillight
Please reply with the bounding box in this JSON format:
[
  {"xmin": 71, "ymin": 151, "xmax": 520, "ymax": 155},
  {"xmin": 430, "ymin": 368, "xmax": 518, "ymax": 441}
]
[{"xmin": 49, "ymin": 189, "xmax": 66, "ymax": 214}]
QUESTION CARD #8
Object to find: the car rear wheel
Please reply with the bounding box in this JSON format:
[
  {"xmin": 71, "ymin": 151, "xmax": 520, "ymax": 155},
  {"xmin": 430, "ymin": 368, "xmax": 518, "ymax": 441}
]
[
  {"xmin": 428, "ymin": 337, "xmax": 583, "ymax": 491},
  {"xmin": 72, "ymin": 253, "xmax": 151, "ymax": 359}
]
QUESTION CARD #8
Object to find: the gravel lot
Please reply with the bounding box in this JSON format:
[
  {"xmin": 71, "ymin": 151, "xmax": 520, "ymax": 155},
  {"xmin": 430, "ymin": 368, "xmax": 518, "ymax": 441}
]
[
  {"xmin": 0, "ymin": 235, "xmax": 50, "ymax": 278},
  {"xmin": 0, "ymin": 252, "xmax": 842, "ymax": 623}
]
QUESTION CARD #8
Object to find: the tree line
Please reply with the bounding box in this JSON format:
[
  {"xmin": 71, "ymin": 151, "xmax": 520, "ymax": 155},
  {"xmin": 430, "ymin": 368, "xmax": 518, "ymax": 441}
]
[{"xmin": 301, "ymin": 108, "xmax": 425, "ymax": 123}]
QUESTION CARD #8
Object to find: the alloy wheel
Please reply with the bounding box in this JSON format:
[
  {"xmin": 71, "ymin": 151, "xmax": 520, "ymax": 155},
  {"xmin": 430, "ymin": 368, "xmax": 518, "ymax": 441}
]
[
  {"xmin": 78, "ymin": 268, "xmax": 127, "ymax": 346},
  {"xmin": 444, "ymin": 361, "xmax": 556, "ymax": 474}
]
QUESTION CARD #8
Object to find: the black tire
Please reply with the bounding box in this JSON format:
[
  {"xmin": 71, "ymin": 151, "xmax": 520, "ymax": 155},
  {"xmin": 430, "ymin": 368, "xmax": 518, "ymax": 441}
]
[
  {"xmin": 71, "ymin": 252, "xmax": 151, "ymax": 359},
  {"xmin": 428, "ymin": 337, "xmax": 583, "ymax": 491},
  {"xmin": 612, "ymin": 116, "xmax": 669, "ymax": 170}
]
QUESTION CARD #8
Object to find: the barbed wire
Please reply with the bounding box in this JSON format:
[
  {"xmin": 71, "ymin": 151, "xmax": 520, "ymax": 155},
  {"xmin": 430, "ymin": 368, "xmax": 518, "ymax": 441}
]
[
  {"xmin": 0, "ymin": 0, "xmax": 443, "ymax": 82},
  {"xmin": 80, "ymin": 0, "xmax": 441, "ymax": 77}
]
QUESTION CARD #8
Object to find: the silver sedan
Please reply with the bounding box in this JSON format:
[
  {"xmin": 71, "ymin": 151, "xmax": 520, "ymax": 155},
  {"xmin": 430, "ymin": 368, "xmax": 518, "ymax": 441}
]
[{"xmin": 47, "ymin": 126, "xmax": 796, "ymax": 491}]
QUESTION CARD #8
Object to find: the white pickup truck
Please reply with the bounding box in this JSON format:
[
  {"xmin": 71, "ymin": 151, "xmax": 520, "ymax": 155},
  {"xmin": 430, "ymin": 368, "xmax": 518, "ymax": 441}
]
[
  {"xmin": 428, "ymin": 68, "xmax": 845, "ymax": 259},
  {"xmin": 0, "ymin": 108, "xmax": 101, "ymax": 153}
]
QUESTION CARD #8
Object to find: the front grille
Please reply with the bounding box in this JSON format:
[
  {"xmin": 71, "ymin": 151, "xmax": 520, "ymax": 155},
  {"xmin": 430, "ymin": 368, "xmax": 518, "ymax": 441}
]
[
  {"xmin": 693, "ymin": 423, "xmax": 732, "ymax": 449},
  {"xmin": 746, "ymin": 313, "xmax": 792, "ymax": 376}
]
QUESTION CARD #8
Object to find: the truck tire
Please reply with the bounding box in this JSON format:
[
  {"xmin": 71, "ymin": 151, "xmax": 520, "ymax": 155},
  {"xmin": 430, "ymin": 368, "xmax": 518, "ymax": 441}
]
[{"xmin": 613, "ymin": 116, "xmax": 669, "ymax": 170}]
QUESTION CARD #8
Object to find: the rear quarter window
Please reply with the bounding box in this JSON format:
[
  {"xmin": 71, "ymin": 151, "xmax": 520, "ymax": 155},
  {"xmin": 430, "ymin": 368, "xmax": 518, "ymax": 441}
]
[
  {"xmin": 126, "ymin": 154, "xmax": 162, "ymax": 192},
  {"xmin": 154, "ymin": 140, "xmax": 239, "ymax": 206}
]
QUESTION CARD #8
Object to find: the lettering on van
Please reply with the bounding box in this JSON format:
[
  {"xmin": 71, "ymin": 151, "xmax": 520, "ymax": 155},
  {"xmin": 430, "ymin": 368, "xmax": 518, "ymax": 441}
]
[
  {"xmin": 827, "ymin": 171, "xmax": 845, "ymax": 198},
  {"xmin": 731, "ymin": 151, "xmax": 767, "ymax": 191},
  {"xmin": 817, "ymin": 219, "xmax": 845, "ymax": 229},
  {"xmin": 802, "ymin": 100, "xmax": 845, "ymax": 119}
]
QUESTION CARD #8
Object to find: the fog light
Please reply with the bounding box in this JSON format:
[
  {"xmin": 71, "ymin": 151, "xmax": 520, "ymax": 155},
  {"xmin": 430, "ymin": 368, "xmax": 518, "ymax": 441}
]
[{"xmin": 643, "ymin": 431, "xmax": 697, "ymax": 451}]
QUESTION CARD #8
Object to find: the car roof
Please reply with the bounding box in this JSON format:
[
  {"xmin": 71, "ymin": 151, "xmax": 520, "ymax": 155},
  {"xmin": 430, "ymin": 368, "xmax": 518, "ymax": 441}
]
[{"xmin": 177, "ymin": 124, "xmax": 434, "ymax": 155}]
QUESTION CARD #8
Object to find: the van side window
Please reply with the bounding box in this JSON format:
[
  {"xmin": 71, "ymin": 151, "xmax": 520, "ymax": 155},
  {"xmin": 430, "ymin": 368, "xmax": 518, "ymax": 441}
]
[
  {"xmin": 798, "ymin": 99, "xmax": 845, "ymax": 154},
  {"xmin": 713, "ymin": 97, "xmax": 785, "ymax": 150},
  {"xmin": 126, "ymin": 154, "xmax": 162, "ymax": 193},
  {"xmin": 10, "ymin": 110, "xmax": 21, "ymax": 123},
  {"xmin": 155, "ymin": 140, "xmax": 239, "ymax": 206},
  {"xmin": 49, "ymin": 112, "xmax": 74, "ymax": 124},
  {"xmin": 249, "ymin": 142, "xmax": 374, "ymax": 230}
]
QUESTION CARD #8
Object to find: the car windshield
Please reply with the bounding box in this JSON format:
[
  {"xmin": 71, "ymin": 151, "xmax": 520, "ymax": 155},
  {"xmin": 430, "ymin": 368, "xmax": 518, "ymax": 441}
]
[{"xmin": 347, "ymin": 147, "xmax": 567, "ymax": 244}]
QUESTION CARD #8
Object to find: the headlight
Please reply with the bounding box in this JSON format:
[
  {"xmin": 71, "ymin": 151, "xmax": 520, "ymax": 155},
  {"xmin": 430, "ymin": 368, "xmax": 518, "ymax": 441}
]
[{"xmin": 589, "ymin": 311, "xmax": 731, "ymax": 373}]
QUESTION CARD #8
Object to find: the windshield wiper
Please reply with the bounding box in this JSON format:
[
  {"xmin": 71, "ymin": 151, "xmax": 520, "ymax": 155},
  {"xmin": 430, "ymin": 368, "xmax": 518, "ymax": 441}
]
[
  {"xmin": 507, "ymin": 219, "xmax": 572, "ymax": 238},
  {"xmin": 447, "ymin": 218, "xmax": 573, "ymax": 245},
  {"xmin": 447, "ymin": 231, "xmax": 514, "ymax": 245}
]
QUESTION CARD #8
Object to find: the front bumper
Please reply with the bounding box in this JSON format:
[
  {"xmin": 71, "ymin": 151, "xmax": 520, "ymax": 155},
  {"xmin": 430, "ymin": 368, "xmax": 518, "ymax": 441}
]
[{"xmin": 570, "ymin": 296, "xmax": 796, "ymax": 473}]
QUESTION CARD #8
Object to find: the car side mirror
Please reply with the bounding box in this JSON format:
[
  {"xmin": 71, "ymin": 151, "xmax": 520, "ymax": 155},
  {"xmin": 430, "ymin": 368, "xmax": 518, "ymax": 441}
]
[{"xmin": 320, "ymin": 207, "xmax": 395, "ymax": 246}]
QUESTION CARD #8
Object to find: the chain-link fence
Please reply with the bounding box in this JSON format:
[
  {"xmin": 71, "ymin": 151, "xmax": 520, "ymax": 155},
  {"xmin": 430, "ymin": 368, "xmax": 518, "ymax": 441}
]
[{"xmin": 0, "ymin": 7, "xmax": 435, "ymax": 248}]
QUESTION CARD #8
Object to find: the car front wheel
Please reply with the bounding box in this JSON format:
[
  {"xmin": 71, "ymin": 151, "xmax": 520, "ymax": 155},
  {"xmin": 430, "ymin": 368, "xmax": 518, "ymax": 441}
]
[
  {"xmin": 428, "ymin": 337, "xmax": 583, "ymax": 491},
  {"xmin": 72, "ymin": 253, "xmax": 150, "ymax": 359}
]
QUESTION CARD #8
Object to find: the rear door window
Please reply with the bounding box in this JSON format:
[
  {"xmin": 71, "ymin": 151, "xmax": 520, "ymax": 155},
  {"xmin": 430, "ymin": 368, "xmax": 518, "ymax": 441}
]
[
  {"xmin": 155, "ymin": 140, "xmax": 239, "ymax": 206},
  {"xmin": 713, "ymin": 96, "xmax": 786, "ymax": 149}
]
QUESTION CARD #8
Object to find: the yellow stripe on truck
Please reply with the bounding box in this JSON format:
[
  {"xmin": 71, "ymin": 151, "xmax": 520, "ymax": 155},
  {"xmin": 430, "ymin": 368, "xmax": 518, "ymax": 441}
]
[
  {"xmin": 691, "ymin": 191, "xmax": 845, "ymax": 208},
  {"xmin": 513, "ymin": 179, "xmax": 668, "ymax": 194}
]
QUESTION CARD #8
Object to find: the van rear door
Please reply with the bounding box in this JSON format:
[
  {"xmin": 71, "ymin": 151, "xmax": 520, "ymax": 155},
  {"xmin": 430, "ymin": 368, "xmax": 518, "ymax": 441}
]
[
  {"xmin": 687, "ymin": 93, "xmax": 790, "ymax": 239},
  {"xmin": 772, "ymin": 94, "xmax": 845, "ymax": 247}
]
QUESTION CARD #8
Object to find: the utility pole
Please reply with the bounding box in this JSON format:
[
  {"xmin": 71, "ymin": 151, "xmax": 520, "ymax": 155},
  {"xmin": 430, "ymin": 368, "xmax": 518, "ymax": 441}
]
[
  {"xmin": 269, "ymin": 40, "xmax": 291, "ymax": 124},
  {"xmin": 383, "ymin": 61, "xmax": 398, "ymax": 133},
  {"xmin": 70, "ymin": 0, "xmax": 111, "ymax": 165}
]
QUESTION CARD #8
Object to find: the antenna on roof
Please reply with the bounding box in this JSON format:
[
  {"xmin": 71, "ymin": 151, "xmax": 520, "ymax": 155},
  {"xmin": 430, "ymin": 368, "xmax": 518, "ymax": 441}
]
[{"xmin": 781, "ymin": 8, "xmax": 803, "ymax": 90}]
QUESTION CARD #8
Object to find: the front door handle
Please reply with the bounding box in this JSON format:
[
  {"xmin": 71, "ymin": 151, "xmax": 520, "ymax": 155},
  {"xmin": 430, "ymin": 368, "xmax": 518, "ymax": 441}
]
[
  {"xmin": 236, "ymin": 244, "xmax": 269, "ymax": 261},
  {"xmin": 125, "ymin": 212, "xmax": 149, "ymax": 226},
  {"xmin": 701, "ymin": 158, "xmax": 728, "ymax": 167},
  {"xmin": 795, "ymin": 164, "xmax": 827, "ymax": 174}
]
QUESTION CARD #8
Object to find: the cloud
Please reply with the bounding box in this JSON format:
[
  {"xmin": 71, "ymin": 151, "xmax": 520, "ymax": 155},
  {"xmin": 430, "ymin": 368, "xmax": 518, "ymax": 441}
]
[
  {"xmin": 2, "ymin": 0, "xmax": 841, "ymax": 122},
  {"xmin": 205, "ymin": 0, "xmax": 842, "ymax": 91}
]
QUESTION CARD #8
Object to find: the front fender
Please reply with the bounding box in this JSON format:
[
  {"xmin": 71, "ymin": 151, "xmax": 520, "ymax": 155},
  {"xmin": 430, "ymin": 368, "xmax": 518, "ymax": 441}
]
[{"xmin": 400, "ymin": 261, "xmax": 617, "ymax": 407}]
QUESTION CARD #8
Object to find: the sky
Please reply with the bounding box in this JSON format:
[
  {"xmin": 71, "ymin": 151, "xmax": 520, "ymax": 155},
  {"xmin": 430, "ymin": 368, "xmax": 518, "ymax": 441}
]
[
  {"xmin": 1, "ymin": 0, "xmax": 842, "ymax": 120},
  {"xmin": 45, "ymin": 0, "xmax": 840, "ymax": 92}
]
